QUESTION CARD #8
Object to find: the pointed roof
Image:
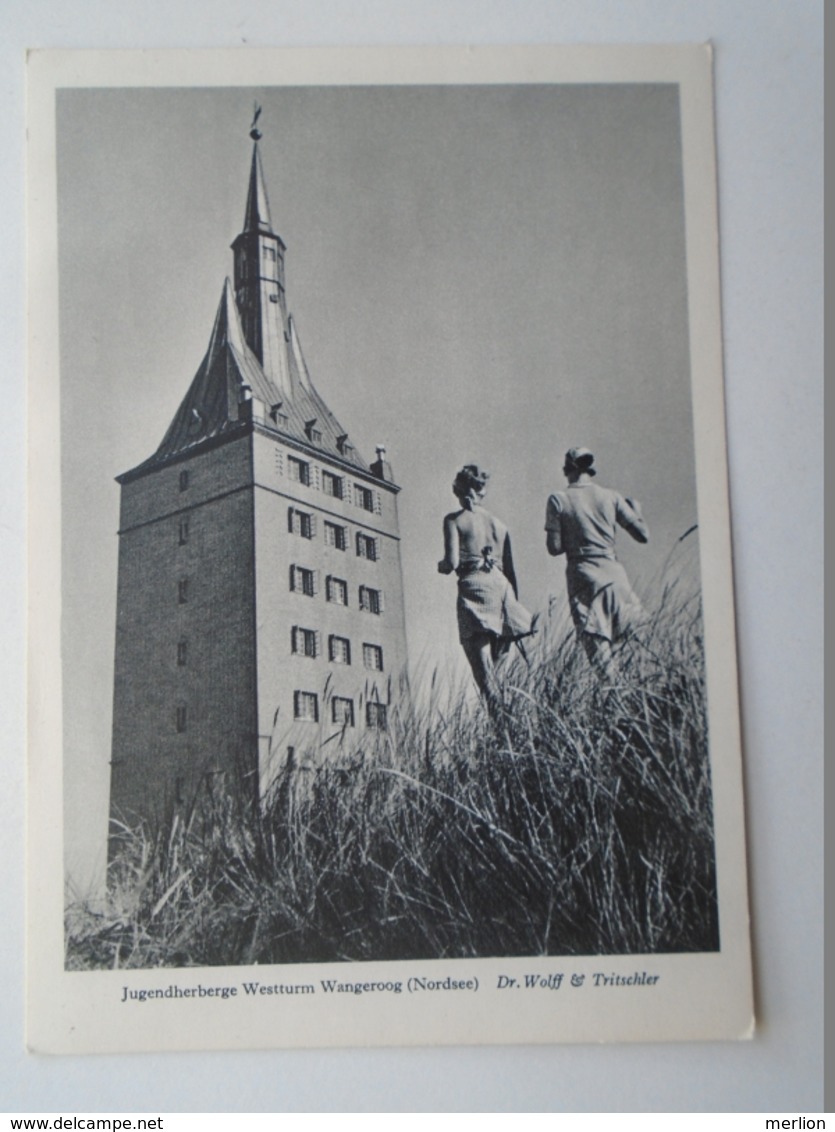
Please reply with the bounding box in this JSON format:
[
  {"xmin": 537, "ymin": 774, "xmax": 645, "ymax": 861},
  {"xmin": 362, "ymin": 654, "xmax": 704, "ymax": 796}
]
[
  {"xmin": 119, "ymin": 279, "xmax": 271, "ymax": 480},
  {"xmin": 242, "ymin": 143, "xmax": 274, "ymax": 235},
  {"xmin": 119, "ymin": 280, "xmax": 371, "ymax": 482},
  {"xmin": 119, "ymin": 137, "xmax": 384, "ymax": 485}
]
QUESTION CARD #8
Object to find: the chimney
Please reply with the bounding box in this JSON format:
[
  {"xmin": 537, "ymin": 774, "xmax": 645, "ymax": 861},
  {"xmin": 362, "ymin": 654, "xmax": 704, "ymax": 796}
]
[{"xmin": 371, "ymin": 444, "xmax": 394, "ymax": 482}]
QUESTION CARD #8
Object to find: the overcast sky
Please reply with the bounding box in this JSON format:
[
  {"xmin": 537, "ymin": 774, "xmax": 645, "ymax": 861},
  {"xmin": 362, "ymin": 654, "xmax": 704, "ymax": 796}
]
[{"xmin": 57, "ymin": 83, "xmax": 697, "ymax": 886}]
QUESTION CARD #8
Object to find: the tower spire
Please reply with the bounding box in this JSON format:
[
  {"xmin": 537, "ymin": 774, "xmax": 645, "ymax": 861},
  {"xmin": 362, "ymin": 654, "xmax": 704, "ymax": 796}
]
[
  {"xmin": 232, "ymin": 109, "xmax": 291, "ymax": 395},
  {"xmin": 242, "ymin": 140, "xmax": 274, "ymax": 235}
]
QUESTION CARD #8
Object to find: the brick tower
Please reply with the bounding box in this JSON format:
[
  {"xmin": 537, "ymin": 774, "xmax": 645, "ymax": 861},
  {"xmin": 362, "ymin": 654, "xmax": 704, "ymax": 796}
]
[{"xmin": 109, "ymin": 128, "xmax": 408, "ymax": 831}]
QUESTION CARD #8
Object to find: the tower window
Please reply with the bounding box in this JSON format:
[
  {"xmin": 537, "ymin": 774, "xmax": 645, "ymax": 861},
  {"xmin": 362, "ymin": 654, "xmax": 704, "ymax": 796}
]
[
  {"xmin": 179, "ymin": 470, "xmax": 189, "ymax": 492},
  {"xmin": 269, "ymin": 293, "xmax": 280, "ymax": 303},
  {"xmin": 291, "ymin": 626, "xmax": 319, "ymax": 659},
  {"xmin": 324, "ymin": 521, "xmax": 347, "ymax": 551},
  {"xmin": 176, "ymin": 706, "xmax": 187, "ymax": 733},
  {"xmin": 366, "ymin": 702, "xmax": 388, "ymax": 730},
  {"xmin": 287, "ymin": 457, "xmax": 311, "ymax": 486},
  {"xmin": 326, "ymin": 576, "xmax": 348, "ymax": 605},
  {"xmin": 321, "ymin": 471, "xmax": 343, "ymax": 499},
  {"xmin": 263, "ymin": 246, "xmax": 276, "ymax": 261},
  {"xmin": 359, "ymin": 586, "xmax": 383, "ymax": 615},
  {"xmin": 294, "ymin": 691, "xmax": 319, "ymax": 723},
  {"xmin": 177, "ymin": 640, "xmax": 188, "ymax": 667},
  {"xmin": 288, "ymin": 507, "xmax": 315, "ymax": 539},
  {"xmin": 363, "ymin": 643, "xmax": 384, "ymax": 672},
  {"xmin": 289, "ymin": 565, "xmax": 317, "ymax": 597},
  {"xmin": 178, "ymin": 519, "xmax": 190, "ymax": 545},
  {"xmin": 328, "ymin": 635, "xmax": 351, "ymax": 665},
  {"xmin": 354, "ymin": 484, "xmax": 374, "ymax": 512},
  {"xmin": 332, "ymin": 697, "xmax": 355, "ymax": 727},
  {"xmin": 356, "ymin": 533, "xmax": 378, "ymax": 561},
  {"xmin": 178, "ymin": 578, "xmax": 189, "ymax": 604}
]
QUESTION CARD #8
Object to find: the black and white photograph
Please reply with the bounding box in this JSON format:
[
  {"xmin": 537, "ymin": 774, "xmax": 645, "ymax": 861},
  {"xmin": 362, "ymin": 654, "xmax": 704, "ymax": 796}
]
[{"xmin": 27, "ymin": 45, "xmax": 753, "ymax": 1054}]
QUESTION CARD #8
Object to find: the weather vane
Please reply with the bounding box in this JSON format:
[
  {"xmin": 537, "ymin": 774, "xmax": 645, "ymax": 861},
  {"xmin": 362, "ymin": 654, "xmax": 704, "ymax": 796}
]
[{"xmin": 249, "ymin": 102, "xmax": 262, "ymax": 141}]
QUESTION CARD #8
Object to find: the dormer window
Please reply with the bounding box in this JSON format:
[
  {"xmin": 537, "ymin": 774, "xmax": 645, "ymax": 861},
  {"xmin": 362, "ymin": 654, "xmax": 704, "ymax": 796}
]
[
  {"xmin": 270, "ymin": 402, "xmax": 290, "ymax": 430},
  {"xmin": 336, "ymin": 434, "xmax": 354, "ymax": 458},
  {"xmin": 305, "ymin": 419, "xmax": 322, "ymax": 444}
]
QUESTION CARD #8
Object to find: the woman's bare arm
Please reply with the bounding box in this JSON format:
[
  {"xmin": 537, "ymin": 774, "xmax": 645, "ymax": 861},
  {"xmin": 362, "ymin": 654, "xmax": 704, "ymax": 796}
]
[{"xmin": 437, "ymin": 512, "xmax": 459, "ymax": 574}]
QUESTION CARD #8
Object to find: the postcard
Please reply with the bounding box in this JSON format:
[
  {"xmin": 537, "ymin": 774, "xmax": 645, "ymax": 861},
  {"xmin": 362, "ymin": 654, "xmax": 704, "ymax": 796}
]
[{"xmin": 27, "ymin": 44, "xmax": 753, "ymax": 1053}]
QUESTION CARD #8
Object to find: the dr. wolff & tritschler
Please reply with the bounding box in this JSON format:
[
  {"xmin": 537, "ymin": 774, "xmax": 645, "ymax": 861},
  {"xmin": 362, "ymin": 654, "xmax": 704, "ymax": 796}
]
[{"xmin": 497, "ymin": 971, "xmax": 660, "ymax": 990}]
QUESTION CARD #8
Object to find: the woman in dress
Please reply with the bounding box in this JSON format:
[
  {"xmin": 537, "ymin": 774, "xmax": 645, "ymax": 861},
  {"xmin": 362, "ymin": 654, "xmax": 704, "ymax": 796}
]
[
  {"xmin": 545, "ymin": 447, "xmax": 648, "ymax": 680},
  {"xmin": 438, "ymin": 465, "xmax": 536, "ymax": 699}
]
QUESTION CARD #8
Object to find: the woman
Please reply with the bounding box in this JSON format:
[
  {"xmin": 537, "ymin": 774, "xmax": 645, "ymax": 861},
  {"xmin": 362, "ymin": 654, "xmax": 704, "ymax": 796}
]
[
  {"xmin": 438, "ymin": 464, "xmax": 536, "ymax": 698},
  {"xmin": 545, "ymin": 447, "xmax": 648, "ymax": 680}
]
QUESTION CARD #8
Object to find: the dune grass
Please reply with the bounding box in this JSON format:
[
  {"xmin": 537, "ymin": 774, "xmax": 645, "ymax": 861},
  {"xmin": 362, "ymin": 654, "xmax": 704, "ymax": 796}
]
[{"xmin": 66, "ymin": 574, "xmax": 718, "ymax": 970}]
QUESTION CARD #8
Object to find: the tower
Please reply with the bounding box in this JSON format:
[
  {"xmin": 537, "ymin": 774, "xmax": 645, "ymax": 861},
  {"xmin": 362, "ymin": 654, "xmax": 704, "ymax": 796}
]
[{"xmin": 108, "ymin": 126, "xmax": 408, "ymax": 831}]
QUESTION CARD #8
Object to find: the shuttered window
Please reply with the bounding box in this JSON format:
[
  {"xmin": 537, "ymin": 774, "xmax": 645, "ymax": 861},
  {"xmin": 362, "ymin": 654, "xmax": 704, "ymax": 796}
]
[
  {"xmin": 289, "ymin": 565, "xmax": 317, "ymax": 597},
  {"xmin": 326, "ymin": 576, "xmax": 348, "ymax": 605},
  {"xmin": 294, "ymin": 691, "xmax": 319, "ymax": 722},
  {"xmin": 366, "ymin": 703, "xmax": 387, "ymax": 730},
  {"xmin": 287, "ymin": 456, "xmax": 311, "ymax": 485},
  {"xmin": 328, "ymin": 635, "xmax": 351, "ymax": 665},
  {"xmin": 359, "ymin": 586, "xmax": 383, "ymax": 615},
  {"xmin": 356, "ymin": 533, "xmax": 378, "ymax": 561},
  {"xmin": 325, "ymin": 522, "xmax": 347, "ymax": 550},
  {"xmin": 291, "ymin": 626, "xmax": 319, "ymax": 658},
  {"xmin": 332, "ymin": 697, "xmax": 355, "ymax": 726},
  {"xmin": 288, "ymin": 507, "xmax": 315, "ymax": 539},
  {"xmin": 354, "ymin": 483, "xmax": 374, "ymax": 512},
  {"xmin": 363, "ymin": 643, "xmax": 384, "ymax": 671},
  {"xmin": 322, "ymin": 471, "xmax": 344, "ymax": 499}
]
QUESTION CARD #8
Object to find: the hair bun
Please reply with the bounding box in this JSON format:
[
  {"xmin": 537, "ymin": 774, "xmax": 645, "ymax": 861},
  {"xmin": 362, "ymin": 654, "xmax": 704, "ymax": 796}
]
[{"xmin": 453, "ymin": 464, "xmax": 490, "ymax": 499}]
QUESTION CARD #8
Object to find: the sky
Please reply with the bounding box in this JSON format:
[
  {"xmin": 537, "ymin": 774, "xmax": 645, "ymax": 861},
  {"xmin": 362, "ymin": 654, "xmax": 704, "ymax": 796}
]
[{"xmin": 57, "ymin": 83, "xmax": 698, "ymax": 887}]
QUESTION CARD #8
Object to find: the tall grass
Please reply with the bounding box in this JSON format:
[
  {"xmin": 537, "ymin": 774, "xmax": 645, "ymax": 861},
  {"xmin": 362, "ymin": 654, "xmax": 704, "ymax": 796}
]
[{"xmin": 66, "ymin": 574, "xmax": 718, "ymax": 969}]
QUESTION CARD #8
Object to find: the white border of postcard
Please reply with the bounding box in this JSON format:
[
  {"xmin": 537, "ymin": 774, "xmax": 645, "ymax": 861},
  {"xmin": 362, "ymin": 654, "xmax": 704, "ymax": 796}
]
[{"xmin": 27, "ymin": 44, "xmax": 753, "ymax": 1054}]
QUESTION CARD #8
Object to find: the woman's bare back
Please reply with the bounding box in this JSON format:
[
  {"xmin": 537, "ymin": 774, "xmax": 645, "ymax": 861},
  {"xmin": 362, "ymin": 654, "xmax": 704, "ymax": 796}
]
[
  {"xmin": 454, "ymin": 507, "xmax": 506, "ymax": 558},
  {"xmin": 439, "ymin": 506, "xmax": 508, "ymax": 575}
]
